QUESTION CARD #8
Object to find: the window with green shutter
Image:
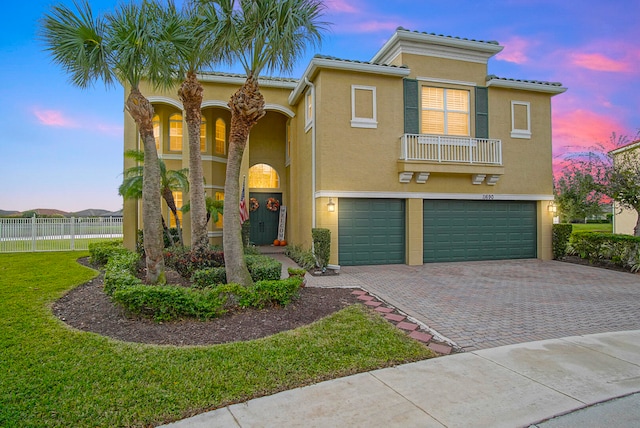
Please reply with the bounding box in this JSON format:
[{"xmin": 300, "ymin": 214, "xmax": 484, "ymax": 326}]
[
  {"xmin": 475, "ymin": 86, "xmax": 489, "ymax": 139},
  {"xmin": 403, "ymin": 78, "xmax": 419, "ymax": 134}
]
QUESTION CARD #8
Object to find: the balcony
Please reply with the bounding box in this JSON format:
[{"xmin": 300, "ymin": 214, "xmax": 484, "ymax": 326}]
[{"xmin": 398, "ymin": 134, "xmax": 504, "ymax": 185}]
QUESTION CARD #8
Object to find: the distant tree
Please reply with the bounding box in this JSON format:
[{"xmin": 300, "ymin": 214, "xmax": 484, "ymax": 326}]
[
  {"xmin": 41, "ymin": 0, "xmax": 177, "ymax": 283},
  {"xmin": 567, "ymin": 130, "xmax": 640, "ymax": 234},
  {"xmin": 554, "ymin": 168, "xmax": 602, "ymax": 223}
]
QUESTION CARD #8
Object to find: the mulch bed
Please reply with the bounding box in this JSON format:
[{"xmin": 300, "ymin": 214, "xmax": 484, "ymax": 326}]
[
  {"xmin": 52, "ymin": 258, "xmax": 360, "ymax": 346},
  {"xmin": 561, "ymin": 255, "xmax": 638, "ymax": 274}
]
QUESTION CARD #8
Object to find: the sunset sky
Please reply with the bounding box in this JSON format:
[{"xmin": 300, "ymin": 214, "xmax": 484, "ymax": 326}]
[{"xmin": 1, "ymin": 0, "xmax": 638, "ymax": 212}]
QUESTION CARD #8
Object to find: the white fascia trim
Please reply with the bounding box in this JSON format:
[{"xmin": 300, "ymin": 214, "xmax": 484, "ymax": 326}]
[
  {"xmin": 417, "ymin": 76, "xmax": 477, "ymax": 87},
  {"xmin": 200, "ymin": 100, "xmax": 294, "ymax": 118},
  {"xmin": 315, "ymin": 190, "xmax": 553, "ymax": 201},
  {"xmin": 289, "ymin": 57, "xmax": 410, "ymax": 105},
  {"xmin": 265, "ymin": 103, "xmax": 296, "ymax": 118},
  {"xmin": 487, "ymin": 79, "xmax": 567, "ymax": 95},
  {"xmin": 207, "ymin": 231, "xmax": 223, "ymax": 238},
  {"xmin": 160, "ymin": 154, "xmax": 183, "ymax": 161},
  {"xmin": 197, "ymin": 73, "xmax": 297, "ymax": 89},
  {"xmin": 372, "ymin": 31, "xmax": 503, "ymax": 65},
  {"xmin": 202, "ymin": 100, "xmax": 229, "ymax": 109},
  {"xmin": 148, "ymin": 96, "xmax": 183, "ymax": 110},
  {"xmin": 204, "ymin": 184, "xmax": 225, "ymax": 190}
]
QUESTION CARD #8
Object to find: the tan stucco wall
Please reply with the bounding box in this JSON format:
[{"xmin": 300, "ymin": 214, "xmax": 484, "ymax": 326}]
[
  {"xmin": 614, "ymin": 204, "xmax": 638, "ymax": 235},
  {"xmin": 399, "ymin": 53, "xmax": 488, "ymax": 85}
]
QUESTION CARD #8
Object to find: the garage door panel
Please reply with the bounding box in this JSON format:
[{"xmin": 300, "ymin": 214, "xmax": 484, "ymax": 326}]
[
  {"xmin": 339, "ymin": 199, "xmax": 405, "ymax": 266},
  {"xmin": 424, "ymin": 200, "xmax": 536, "ymax": 263}
]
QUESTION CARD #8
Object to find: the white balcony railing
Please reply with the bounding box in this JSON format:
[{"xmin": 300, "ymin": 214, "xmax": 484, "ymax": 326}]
[{"xmin": 400, "ymin": 134, "xmax": 502, "ymax": 165}]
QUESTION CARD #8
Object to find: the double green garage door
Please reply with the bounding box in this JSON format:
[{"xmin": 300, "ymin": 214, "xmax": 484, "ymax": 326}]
[{"xmin": 338, "ymin": 199, "xmax": 537, "ymax": 266}]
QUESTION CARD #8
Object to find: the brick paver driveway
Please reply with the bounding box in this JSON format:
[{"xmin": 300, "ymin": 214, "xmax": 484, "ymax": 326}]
[{"xmin": 307, "ymin": 259, "xmax": 640, "ymax": 351}]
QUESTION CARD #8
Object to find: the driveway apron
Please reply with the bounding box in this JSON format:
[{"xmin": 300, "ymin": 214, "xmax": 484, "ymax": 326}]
[{"xmin": 306, "ymin": 259, "xmax": 640, "ymax": 351}]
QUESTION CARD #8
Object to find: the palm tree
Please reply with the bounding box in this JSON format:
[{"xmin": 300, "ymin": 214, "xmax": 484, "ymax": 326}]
[
  {"xmin": 182, "ymin": 196, "xmax": 224, "ymax": 225},
  {"xmin": 41, "ymin": 0, "xmax": 177, "ymax": 283},
  {"xmin": 158, "ymin": 2, "xmax": 216, "ymax": 251},
  {"xmin": 119, "ymin": 150, "xmax": 190, "ymax": 246},
  {"xmin": 196, "ymin": 0, "xmax": 327, "ymax": 286}
]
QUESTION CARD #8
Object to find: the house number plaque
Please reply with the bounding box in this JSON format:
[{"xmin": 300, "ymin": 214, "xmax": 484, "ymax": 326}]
[{"xmin": 482, "ymin": 194, "xmax": 495, "ymax": 200}]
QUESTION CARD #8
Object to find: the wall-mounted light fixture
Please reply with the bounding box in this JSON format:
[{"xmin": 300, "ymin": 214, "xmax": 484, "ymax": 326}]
[
  {"xmin": 547, "ymin": 201, "xmax": 557, "ymax": 214},
  {"xmin": 327, "ymin": 198, "xmax": 335, "ymax": 212}
]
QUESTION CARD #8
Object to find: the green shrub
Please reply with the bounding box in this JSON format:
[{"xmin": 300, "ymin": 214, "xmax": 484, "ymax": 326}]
[
  {"xmin": 238, "ymin": 277, "xmax": 303, "ymax": 309},
  {"xmin": 245, "ymin": 255, "xmax": 282, "ymax": 281},
  {"xmin": 312, "ymin": 228, "xmax": 331, "ymax": 269},
  {"xmin": 287, "ymin": 267, "xmax": 307, "ymax": 277},
  {"xmin": 103, "ymin": 251, "xmax": 141, "ymax": 296},
  {"xmin": 112, "ymin": 285, "xmax": 225, "ymax": 321},
  {"xmin": 88, "ymin": 240, "xmax": 126, "ymax": 265},
  {"xmin": 191, "ymin": 267, "xmax": 227, "ymax": 289},
  {"xmin": 285, "ymin": 244, "xmax": 316, "ymax": 270},
  {"xmin": 164, "ymin": 247, "xmax": 225, "ymax": 278},
  {"xmin": 552, "ymin": 224, "xmax": 573, "ymax": 260},
  {"xmin": 570, "ymin": 232, "xmax": 640, "ymax": 270}
]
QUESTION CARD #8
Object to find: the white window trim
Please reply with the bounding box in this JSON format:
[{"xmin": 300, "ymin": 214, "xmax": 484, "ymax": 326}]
[
  {"xmin": 304, "ymin": 88, "xmax": 314, "ymax": 132},
  {"xmin": 511, "ymin": 101, "xmax": 531, "ymax": 139},
  {"xmin": 350, "ymin": 85, "xmax": 377, "ymax": 129},
  {"xmin": 421, "ymin": 86, "xmax": 470, "ymax": 137}
]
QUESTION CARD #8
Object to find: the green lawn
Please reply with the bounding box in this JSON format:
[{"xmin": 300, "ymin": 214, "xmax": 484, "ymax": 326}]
[
  {"xmin": 570, "ymin": 223, "xmax": 613, "ymax": 233},
  {"xmin": 0, "ymin": 252, "xmax": 434, "ymax": 427}
]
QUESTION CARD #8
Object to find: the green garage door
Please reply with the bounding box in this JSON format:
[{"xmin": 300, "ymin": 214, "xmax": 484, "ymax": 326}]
[
  {"xmin": 339, "ymin": 199, "xmax": 405, "ymax": 266},
  {"xmin": 424, "ymin": 200, "xmax": 536, "ymax": 262}
]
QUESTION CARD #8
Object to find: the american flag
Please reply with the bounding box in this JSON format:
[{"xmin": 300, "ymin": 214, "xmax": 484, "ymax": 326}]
[{"xmin": 239, "ymin": 177, "xmax": 249, "ymax": 225}]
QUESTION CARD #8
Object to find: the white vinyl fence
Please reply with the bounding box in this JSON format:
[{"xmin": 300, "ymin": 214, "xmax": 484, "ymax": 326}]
[{"xmin": 0, "ymin": 216, "xmax": 123, "ymax": 253}]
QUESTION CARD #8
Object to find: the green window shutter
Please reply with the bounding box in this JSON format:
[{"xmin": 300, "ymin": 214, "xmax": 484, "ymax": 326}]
[
  {"xmin": 403, "ymin": 78, "xmax": 419, "ymax": 134},
  {"xmin": 475, "ymin": 86, "xmax": 489, "ymax": 139}
]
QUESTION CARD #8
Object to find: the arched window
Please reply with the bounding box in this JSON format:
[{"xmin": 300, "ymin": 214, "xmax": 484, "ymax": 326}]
[
  {"xmin": 152, "ymin": 114, "xmax": 160, "ymax": 151},
  {"xmin": 215, "ymin": 118, "xmax": 226, "ymax": 154},
  {"xmin": 249, "ymin": 164, "xmax": 280, "ymax": 189},
  {"xmin": 200, "ymin": 116, "xmax": 207, "ymax": 152},
  {"xmin": 169, "ymin": 113, "xmax": 183, "ymax": 151}
]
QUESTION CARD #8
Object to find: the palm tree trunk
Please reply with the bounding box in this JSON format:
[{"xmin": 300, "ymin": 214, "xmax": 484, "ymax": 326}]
[
  {"xmin": 224, "ymin": 75, "xmax": 266, "ymax": 286},
  {"xmin": 126, "ymin": 88, "xmax": 166, "ymax": 284},
  {"xmin": 179, "ymin": 71, "xmax": 208, "ymax": 251}
]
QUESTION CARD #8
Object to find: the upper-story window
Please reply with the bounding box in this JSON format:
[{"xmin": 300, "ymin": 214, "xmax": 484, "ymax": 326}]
[
  {"xmin": 169, "ymin": 191, "xmax": 183, "ymax": 228},
  {"xmin": 169, "ymin": 113, "xmax": 183, "ymax": 151},
  {"xmin": 421, "ymin": 87, "xmax": 469, "ymax": 136},
  {"xmin": 511, "ymin": 101, "xmax": 531, "ymax": 139},
  {"xmin": 215, "ymin": 118, "xmax": 226, "ymax": 154},
  {"xmin": 152, "ymin": 114, "xmax": 160, "ymax": 151},
  {"xmin": 351, "ymin": 85, "xmax": 377, "ymax": 129},
  {"xmin": 200, "ymin": 117, "xmax": 207, "ymax": 152}
]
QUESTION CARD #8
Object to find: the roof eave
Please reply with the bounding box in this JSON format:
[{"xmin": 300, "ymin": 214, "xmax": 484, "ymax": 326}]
[
  {"xmin": 288, "ymin": 57, "xmax": 410, "ymax": 105},
  {"xmin": 487, "ymin": 79, "xmax": 567, "ymax": 95}
]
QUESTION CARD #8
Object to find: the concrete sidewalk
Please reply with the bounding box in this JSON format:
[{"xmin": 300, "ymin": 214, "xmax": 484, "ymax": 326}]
[{"xmin": 161, "ymin": 330, "xmax": 640, "ymax": 428}]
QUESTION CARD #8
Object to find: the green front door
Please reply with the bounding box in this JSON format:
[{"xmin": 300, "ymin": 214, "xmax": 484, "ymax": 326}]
[
  {"xmin": 338, "ymin": 198, "xmax": 405, "ymax": 266},
  {"xmin": 423, "ymin": 200, "xmax": 537, "ymax": 262},
  {"xmin": 249, "ymin": 192, "xmax": 282, "ymax": 245}
]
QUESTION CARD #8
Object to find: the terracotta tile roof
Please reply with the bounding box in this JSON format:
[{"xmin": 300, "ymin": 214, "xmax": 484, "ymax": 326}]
[{"xmin": 396, "ymin": 26, "xmax": 500, "ymax": 46}]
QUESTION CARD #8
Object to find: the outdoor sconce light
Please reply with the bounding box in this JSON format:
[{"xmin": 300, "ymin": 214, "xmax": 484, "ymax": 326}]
[
  {"xmin": 327, "ymin": 198, "xmax": 335, "ymax": 212},
  {"xmin": 547, "ymin": 201, "xmax": 557, "ymax": 214}
]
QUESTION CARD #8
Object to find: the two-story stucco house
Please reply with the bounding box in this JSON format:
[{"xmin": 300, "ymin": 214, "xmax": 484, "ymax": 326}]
[
  {"xmin": 122, "ymin": 28, "xmax": 566, "ymax": 267},
  {"xmin": 610, "ymin": 140, "xmax": 640, "ymax": 235}
]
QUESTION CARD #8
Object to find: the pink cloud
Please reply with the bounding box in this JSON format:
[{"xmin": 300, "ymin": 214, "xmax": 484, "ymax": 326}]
[
  {"xmin": 33, "ymin": 109, "xmax": 78, "ymax": 128},
  {"xmin": 96, "ymin": 123, "xmax": 124, "ymax": 137},
  {"xmin": 553, "ymin": 109, "xmax": 625, "ymax": 153},
  {"xmin": 353, "ymin": 20, "xmax": 401, "ymax": 33},
  {"xmin": 325, "ymin": 0, "xmax": 360, "ymax": 13},
  {"xmin": 495, "ymin": 36, "xmax": 534, "ymax": 64},
  {"xmin": 571, "ymin": 52, "xmax": 632, "ymax": 72}
]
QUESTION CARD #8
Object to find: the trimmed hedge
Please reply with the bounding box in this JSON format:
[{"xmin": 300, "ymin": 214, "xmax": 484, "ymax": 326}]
[
  {"xmin": 164, "ymin": 247, "xmax": 225, "ymax": 278},
  {"xmin": 312, "ymin": 228, "xmax": 331, "ymax": 269},
  {"xmin": 191, "ymin": 255, "xmax": 281, "ymax": 288},
  {"xmin": 552, "ymin": 224, "xmax": 573, "ymax": 260},
  {"xmin": 101, "ymin": 248, "xmax": 301, "ymax": 321},
  {"xmin": 88, "ymin": 240, "xmax": 127, "ymax": 265},
  {"xmin": 570, "ymin": 231, "xmax": 640, "ymax": 271},
  {"xmin": 112, "ymin": 284, "xmax": 226, "ymax": 321}
]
